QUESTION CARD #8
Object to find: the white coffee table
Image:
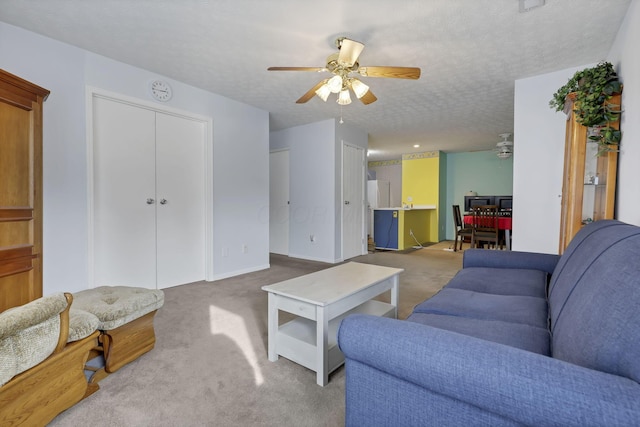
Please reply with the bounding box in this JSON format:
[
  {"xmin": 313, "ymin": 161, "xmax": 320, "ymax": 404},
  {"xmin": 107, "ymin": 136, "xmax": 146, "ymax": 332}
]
[{"xmin": 262, "ymin": 261, "xmax": 403, "ymax": 386}]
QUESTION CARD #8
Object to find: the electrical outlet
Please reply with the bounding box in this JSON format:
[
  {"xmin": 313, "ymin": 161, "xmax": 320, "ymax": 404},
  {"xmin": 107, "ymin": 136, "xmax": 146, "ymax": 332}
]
[
  {"xmin": 242, "ymin": 244, "xmax": 248, "ymax": 254},
  {"xmin": 310, "ymin": 235, "xmax": 315, "ymax": 242},
  {"xmin": 222, "ymin": 247, "xmax": 229, "ymax": 257}
]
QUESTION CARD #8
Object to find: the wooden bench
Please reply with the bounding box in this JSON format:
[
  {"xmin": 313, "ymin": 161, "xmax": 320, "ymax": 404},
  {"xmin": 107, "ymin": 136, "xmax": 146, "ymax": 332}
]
[{"xmin": 72, "ymin": 286, "xmax": 164, "ymax": 389}]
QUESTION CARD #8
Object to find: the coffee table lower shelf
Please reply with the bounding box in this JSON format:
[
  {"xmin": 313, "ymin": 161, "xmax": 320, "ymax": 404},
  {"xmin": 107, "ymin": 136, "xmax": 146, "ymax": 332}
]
[{"xmin": 276, "ymin": 299, "xmax": 394, "ymax": 375}]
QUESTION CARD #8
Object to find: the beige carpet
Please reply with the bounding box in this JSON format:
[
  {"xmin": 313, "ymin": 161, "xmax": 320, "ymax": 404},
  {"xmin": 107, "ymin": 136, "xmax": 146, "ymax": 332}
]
[{"xmin": 50, "ymin": 248, "xmax": 462, "ymax": 426}]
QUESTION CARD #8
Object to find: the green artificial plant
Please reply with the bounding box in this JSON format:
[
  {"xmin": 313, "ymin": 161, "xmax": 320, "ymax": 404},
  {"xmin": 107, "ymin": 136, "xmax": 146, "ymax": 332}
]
[{"xmin": 549, "ymin": 61, "xmax": 622, "ymax": 152}]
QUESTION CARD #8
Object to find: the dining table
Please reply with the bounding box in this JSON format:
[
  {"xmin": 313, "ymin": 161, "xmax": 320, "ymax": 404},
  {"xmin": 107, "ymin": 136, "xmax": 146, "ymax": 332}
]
[{"xmin": 463, "ymin": 214, "xmax": 512, "ymax": 250}]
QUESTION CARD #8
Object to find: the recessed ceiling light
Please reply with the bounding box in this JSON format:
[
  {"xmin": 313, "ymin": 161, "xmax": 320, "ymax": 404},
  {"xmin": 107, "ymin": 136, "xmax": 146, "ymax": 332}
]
[{"xmin": 413, "ymin": 144, "xmax": 420, "ymax": 148}]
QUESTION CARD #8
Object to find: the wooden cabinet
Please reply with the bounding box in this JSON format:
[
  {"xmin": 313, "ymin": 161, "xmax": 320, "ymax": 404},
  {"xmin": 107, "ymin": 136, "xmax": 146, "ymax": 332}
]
[
  {"xmin": 559, "ymin": 92, "xmax": 621, "ymax": 253},
  {"xmin": 0, "ymin": 70, "xmax": 49, "ymax": 311}
]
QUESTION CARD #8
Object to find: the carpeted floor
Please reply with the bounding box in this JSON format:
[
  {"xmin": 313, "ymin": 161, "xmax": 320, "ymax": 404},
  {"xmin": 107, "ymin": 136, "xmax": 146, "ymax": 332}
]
[{"xmin": 50, "ymin": 247, "xmax": 462, "ymax": 426}]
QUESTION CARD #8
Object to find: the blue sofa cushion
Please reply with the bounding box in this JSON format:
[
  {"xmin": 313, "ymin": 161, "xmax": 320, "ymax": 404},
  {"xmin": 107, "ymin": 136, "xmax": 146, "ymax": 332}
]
[
  {"xmin": 406, "ymin": 312, "xmax": 550, "ymax": 355},
  {"xmin": 548, "ymin": 221, "xmax": 636, "ymax": 325},
  {"xmin": 447, "ymin": 267, "xmax": 547, "ymax": 298},
  {"xmin": 462, "ymin": 249, "xmax": 560, "ymax": 275},
  {"xmin": 412, "ymin": 288, "xmax": 548, "ymax": 328},
  {"xmin": 550, "ymin": 222, "xmax": 640, "ymax": 383}
]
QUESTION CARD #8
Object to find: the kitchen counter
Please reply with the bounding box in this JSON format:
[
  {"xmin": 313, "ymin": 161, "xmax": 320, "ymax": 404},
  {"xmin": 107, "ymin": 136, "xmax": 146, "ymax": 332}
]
[{"xmin": 372, "ymin": 207, "xmax": 436, "ymax": 250}]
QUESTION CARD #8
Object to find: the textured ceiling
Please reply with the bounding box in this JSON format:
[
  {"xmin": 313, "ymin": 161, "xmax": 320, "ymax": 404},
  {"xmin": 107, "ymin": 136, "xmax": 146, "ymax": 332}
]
[{"xmin": 0, "ymin": 0, "xmax": 631, "ymax": 160}]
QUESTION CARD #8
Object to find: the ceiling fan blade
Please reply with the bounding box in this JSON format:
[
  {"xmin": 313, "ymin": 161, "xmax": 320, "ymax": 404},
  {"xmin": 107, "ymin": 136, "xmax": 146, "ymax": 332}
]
[
  {"xmin": 359, "ymin": 66, "xmax": 421, "ymax": 79},
  {"xmin": 338, "ymin": 38, "xmax": 365, "ymax": 67},
  {"xmin": 268, "ymin": 67, "xmax": 326, "ymax": 72},
  {"xmin": 359, "ymin": 89, "xmax": 377, "ymax": 105},
  {"xmin": 296, "ymin": 80, "xmax": 328, "ymax": 104}
]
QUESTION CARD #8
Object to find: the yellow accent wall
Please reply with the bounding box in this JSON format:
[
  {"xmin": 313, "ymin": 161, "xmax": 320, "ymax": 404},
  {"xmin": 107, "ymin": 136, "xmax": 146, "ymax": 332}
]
[
  {"xmin": 402, "ymin": 153, "xmax": 440, "ymax": 241},
  {"xmin": 398, "ymin": 209, "xmax": 433, "ymax": 249}
]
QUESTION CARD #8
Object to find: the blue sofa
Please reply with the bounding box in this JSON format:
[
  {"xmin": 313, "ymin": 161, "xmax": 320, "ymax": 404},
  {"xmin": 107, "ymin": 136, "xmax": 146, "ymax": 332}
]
[{"xmin": 338, "ymin": 220, "xmax": 640, "ymax": 426}]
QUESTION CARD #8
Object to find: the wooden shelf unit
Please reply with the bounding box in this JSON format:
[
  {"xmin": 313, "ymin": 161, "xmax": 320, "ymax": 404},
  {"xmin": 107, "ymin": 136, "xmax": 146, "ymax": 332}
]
[
  {"xmin": 559, "ymin": 92, "xmax": 621, "ymax": 253},
  {"xmin": 0, "ymin": 69, "xmax": 49, "ymax": 311}
]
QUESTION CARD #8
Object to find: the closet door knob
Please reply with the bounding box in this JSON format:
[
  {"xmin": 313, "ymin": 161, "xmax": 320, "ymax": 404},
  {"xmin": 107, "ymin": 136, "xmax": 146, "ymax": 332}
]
[
  {"xmin": 146, "ymin": 198, "xmax": 155, "ymax": 205},
  {"xmin": 160, "ymin": 199, "xmax": 168, "ymax": 205}
]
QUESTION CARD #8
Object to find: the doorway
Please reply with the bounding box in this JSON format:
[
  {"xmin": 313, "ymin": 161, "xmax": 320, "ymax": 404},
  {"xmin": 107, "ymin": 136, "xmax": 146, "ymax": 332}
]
[
  {"xmin": 270, "ymin": 150, "xmax": 289, "ymax": 255},
  {"xmin": 342, "ymin": 143, "xmax": 365, "ymax": 260}
]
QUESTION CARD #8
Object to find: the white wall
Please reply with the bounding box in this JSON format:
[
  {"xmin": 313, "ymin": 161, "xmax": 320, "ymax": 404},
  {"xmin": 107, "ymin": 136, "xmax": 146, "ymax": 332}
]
[
  {"xmin": 270, "ymin": 118, "xmax": 367, "ymax": 263},
  {"xmin": 270, "ymin": 120, "xmax": 337, "ymax": 262},
  {"xmin": 513, "ymin": 65, "xmax": 593, "ymax": 254},
  {"xmin": 609, "ymin": 0, "xmax": 640, "ymax": 226},
  {"xmin": 0, "ymin": 22, "xmax": 270, "ymax": 293}
]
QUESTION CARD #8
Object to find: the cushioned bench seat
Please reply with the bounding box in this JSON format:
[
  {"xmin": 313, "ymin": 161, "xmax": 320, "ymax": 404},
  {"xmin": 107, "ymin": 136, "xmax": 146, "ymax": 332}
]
[
  {"xmin": 73, "ymin": 286, "xmax": 164, "ymax": 374},
  {"xmin": 68, "ymin": 309, "xmax": 100, "ymax": 343}
]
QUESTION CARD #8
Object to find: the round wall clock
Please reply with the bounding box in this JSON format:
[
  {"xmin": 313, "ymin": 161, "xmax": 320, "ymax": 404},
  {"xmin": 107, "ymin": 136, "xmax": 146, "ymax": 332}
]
[{"xmin": 149, "ymin": 80, "xmax": 172, "ymax": 102}]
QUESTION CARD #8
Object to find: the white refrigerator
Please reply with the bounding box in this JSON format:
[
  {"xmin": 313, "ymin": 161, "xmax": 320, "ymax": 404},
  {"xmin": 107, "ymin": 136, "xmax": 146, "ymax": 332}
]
[{"xmin": 367, "ymin": 180, "xmax": 390, "ymax": 238}]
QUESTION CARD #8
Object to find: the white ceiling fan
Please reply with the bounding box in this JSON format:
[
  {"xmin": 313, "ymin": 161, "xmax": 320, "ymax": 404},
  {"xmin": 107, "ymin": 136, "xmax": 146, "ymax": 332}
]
[
  {"xmin": 495, "ymin": 133, "xmax": 514, "ymax": 159},
  {"xmin": 268, "ymin": 37, "xmax": 421, "ymax": 105}
]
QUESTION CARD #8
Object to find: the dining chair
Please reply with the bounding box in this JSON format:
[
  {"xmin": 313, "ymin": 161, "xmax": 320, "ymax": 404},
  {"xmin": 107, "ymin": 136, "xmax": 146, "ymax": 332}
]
[
  {"xmin": 470, "ymin": 205, "xmax": 500, "ymax": 249},
  {"xmin": 452, "ymin": 205, "xmax": 473, "ymax": 252}
]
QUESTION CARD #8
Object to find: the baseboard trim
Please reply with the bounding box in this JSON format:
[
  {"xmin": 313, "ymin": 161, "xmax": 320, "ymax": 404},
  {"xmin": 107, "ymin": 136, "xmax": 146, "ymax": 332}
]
[
  {"xmin": 212, "ymin": 264, "xmax": 270, "ymax": 281},
  {"xmin": 287, "ymin": 253, "xmax": 339, "ymax": 264}
]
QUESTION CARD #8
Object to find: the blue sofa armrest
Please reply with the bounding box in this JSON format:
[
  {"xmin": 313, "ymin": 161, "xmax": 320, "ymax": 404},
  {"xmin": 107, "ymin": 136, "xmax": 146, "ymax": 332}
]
[
  {"xmin": 463, "ymin": 248, "xmax": 560, "ymax": 275},
  {"xmin": 338, "ymin": 314, "xmax": 640, "ymax": 427}
]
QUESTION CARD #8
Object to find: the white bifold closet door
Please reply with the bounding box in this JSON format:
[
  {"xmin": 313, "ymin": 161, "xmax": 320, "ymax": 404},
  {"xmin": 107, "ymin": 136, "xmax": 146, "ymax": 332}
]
[{"xmin": 92, "ymin": 97, "xmax": 205, "ymax": 289}]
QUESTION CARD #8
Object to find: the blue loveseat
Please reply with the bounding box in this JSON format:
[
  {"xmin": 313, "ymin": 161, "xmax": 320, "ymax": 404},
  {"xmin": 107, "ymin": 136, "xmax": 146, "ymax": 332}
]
[{"xmin": 338, "ymin": 220, "xmax": 640, "ymax": 426}]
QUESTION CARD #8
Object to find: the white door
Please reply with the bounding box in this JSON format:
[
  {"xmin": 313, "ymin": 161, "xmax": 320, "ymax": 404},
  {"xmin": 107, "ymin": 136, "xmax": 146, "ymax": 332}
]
[
  {"xmin": 155, "ymin": 113, "xmax": 206, "ymax": 288},
  {"xmin": 342, "ymin": 144, "xmax": 365, "ymax": 260},
  {"xmin": 93, "ymin": 97, "xmax": 206, "ymax": 289},
  {"xmin": 270, "ymin": 150, "xmax": 289, "ymax": 255},
  {"xmin": 93, "ymin": 97, "xmax": 158, "ymax": 288}
]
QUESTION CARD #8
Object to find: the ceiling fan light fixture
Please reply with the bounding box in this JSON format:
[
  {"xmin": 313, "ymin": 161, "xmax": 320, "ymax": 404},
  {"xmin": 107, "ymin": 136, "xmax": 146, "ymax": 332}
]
[
  {"xmin": 327, "ymin": 75, "xmax": 343, "ymax": 93},
  {"xmin": 496, "ymin": 133, "xmax": 514, "ymax": 159},
  {"xmin": 315, "ymin": 83, "xmax": 331, "ymax": 102},
  {"xmin": 497, "ymin": 150, "xmax": 513, "ymax": 159},
  {"xmin": 268, "ymin": 37, "xmax": 421, "ymax": 106},
  {"xmin": 350, "ymin": 79, "xmax": 369, "ymax": 99},
  {"xmin": 337, "ymin": 89, "xmax": 352, "ymax": 105}
]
